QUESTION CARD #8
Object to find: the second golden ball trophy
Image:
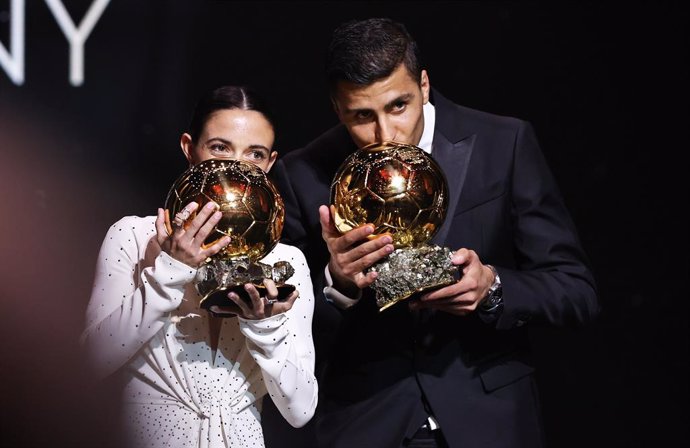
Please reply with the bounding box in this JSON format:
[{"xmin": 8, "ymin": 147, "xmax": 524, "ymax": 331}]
[
  {"xmin": 330, "ymin": 141, "xmax": 458, "ymax": 311},
  {"xmin": 165, "ymin": 159, "xmax": 295, "ymax": 315}
]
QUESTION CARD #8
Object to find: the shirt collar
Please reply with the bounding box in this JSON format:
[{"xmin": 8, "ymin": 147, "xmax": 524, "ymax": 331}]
[{"xmin": 418, "ymin": 101, "xmax": 436, "ymax": 154}]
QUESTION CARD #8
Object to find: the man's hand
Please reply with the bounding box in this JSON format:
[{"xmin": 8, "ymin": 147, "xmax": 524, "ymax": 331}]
[
  {"xmin": 409, "ymin": 248, "xmax": 495, "ymax": 316},
  {"xmin": 319, "ymin": 205, "xmax": 394, "ymax": 296}
]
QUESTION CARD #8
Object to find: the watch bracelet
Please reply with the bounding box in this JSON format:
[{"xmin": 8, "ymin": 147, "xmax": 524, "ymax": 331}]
[{"xmin": 480, "ymin": 264, "xmax": 503, "ymax": 312}]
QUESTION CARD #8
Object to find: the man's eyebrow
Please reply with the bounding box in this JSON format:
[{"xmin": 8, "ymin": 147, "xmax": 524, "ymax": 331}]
[
  {"xmin": 384, "ymin": 93, "xmax": 413, "ymax": 109},
  {"xmin": 343, "ymin": 105, "xmax": 372, "ymax": 114},
  {"xmin": 344, "ymin": 93, "xmax": 414, "ymax": 114}
]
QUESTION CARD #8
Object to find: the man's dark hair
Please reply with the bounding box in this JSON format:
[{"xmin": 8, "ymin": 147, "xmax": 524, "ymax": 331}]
[
  {"xmin": 325, "ymin": 17, "xmax": 422, "ymax": 92},
  {"xmin": 187, "ymin": 85, "xmax": 275, "ymax": 141}
]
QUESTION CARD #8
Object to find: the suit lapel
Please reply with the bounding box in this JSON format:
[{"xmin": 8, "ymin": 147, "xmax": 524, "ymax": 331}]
[{"xmin": 429, "ymin": 124, "xmax": 475, "ymax": 247}]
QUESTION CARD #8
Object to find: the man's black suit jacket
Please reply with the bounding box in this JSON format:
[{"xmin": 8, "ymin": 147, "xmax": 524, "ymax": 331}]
[{"xmin": 265, "ymin": 90, "xmax": 599, "ymax": 448}]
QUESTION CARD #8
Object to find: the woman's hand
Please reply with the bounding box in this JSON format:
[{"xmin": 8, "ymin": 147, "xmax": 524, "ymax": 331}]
[
  {"xmin": 155, "ymin": 201, "xmax": 230, "ymax": 268},
  {"xmin": 215, "ymin": 279, "xmax": 299, "ymax": 320}
]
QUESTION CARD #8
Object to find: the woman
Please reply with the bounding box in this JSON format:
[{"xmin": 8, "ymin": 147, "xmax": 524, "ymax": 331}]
[{"xmin": 81, "ymin": 86, "xmax": 317, "ymax": 448}]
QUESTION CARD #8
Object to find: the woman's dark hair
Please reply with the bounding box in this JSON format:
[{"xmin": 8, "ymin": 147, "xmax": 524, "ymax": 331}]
[
  {"xmin": 187, "ymin": 85, "xmax": 275, "ymax": 141},
  {"xmin": 325, "ymin": 17, "xmax": 422, "ymax": 92}
]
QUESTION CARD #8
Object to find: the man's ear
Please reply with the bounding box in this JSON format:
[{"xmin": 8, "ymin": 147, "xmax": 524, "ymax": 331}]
[
  {"xmin": 180, "ymin": 133, "xmax": 194, "ymax": 165},
  {"xmin": 331, "ymin": 96, "xmax": 341, "ymax": 114},
  {"xmin": 420, "ymin": 70, "xmax": 430, "ymax": 104},
  {"xmin": 332, "ymin": 97, "xmax": 347, "ymax": 124}
]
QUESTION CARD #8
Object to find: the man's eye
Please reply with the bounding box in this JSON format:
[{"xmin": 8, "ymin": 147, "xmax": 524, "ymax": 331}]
[
  {"xmin": 392, "ymin": 101, "xmax": 407, "ymax": 111},
  {"xmin": 355, "ymin": 111, "xmax": 372, "ymax": 120}
]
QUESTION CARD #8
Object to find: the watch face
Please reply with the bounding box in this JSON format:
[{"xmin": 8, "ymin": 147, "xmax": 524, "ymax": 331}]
[
  {"xmin": 481, "ymin": 285, "xmax": 503, "ymax": 311},
  {"xmin": 483, "ymin": 295, "xmax": 499, "ymax": 308}
]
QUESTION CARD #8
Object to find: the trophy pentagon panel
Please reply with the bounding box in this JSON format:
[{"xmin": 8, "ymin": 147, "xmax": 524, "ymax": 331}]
[{"xmin": 330, "ymin": 141, "xmax": 449, "ymax": 248}]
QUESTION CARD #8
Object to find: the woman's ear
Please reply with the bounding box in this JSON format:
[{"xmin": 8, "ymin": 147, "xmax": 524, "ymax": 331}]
[
  {"xmin": 266, "ymin": 151, "xmax": 278, "ymax": 172},
  {"xmin": 180, "ymin": 133, "xmax": 195, "ymax": 165}
]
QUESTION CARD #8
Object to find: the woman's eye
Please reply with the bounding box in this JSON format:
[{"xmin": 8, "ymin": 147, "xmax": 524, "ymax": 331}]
[
  {"xmin": 247, "ymin": 151, "xmax": 266, "ymax": 160},
  {"xmin": 210, "ymin": 144, "xmax": 229, "ymax": 152}
]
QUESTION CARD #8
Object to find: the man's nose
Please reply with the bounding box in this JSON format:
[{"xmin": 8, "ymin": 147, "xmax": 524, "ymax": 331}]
[{"xmin": 375, "ymin": 118, "xmax": 395, "ymax": 142}]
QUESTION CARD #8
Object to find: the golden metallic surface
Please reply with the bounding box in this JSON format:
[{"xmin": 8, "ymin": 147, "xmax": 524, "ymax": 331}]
[
  {"xmin": 330, "ymin": 141, "xmax": 449, "ymax": 248},
  {"xmin": 165, "ymin": 159, "xmax": 284, "ymax": 262}
]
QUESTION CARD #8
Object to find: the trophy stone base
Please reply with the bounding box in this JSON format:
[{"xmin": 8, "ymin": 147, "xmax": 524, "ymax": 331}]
[
  {"xmin": 367, "ymin": 245, "xmax": 458, "ymax": 311},
  {"xmin": 196, "ymin": 256, "xmax": 295, "ymax": 317}
]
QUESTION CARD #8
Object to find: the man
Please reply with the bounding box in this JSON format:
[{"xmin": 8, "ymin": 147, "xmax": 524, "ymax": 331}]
[{"xmin": 266, "ymin": 17, "xmax": 599, "ymax": 448}]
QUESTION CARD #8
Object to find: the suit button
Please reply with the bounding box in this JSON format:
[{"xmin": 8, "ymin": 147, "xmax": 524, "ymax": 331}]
[{"xmin": 515, "ymin": 313, "xmax": 531, "ymax": 327}]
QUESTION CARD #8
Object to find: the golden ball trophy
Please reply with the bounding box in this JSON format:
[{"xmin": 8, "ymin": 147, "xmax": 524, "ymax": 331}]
[
  {"xmin": 330, "ymin": 141, "xmax": 458, "ymax": 311},
  {"xmin": 165, "ymin": 159, "xmax": 294, "ymax": 315}
]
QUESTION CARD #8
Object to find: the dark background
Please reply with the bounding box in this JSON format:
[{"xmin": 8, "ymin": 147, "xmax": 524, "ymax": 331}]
[{"xmin": 0, "ymin": 1, "xmax": 687, "ymax": 447}]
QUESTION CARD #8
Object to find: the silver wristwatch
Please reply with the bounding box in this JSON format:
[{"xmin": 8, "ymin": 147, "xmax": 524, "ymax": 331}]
[{"xmin": 479, "ymin": 264, "xmax": 503, "ymax": 313}]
